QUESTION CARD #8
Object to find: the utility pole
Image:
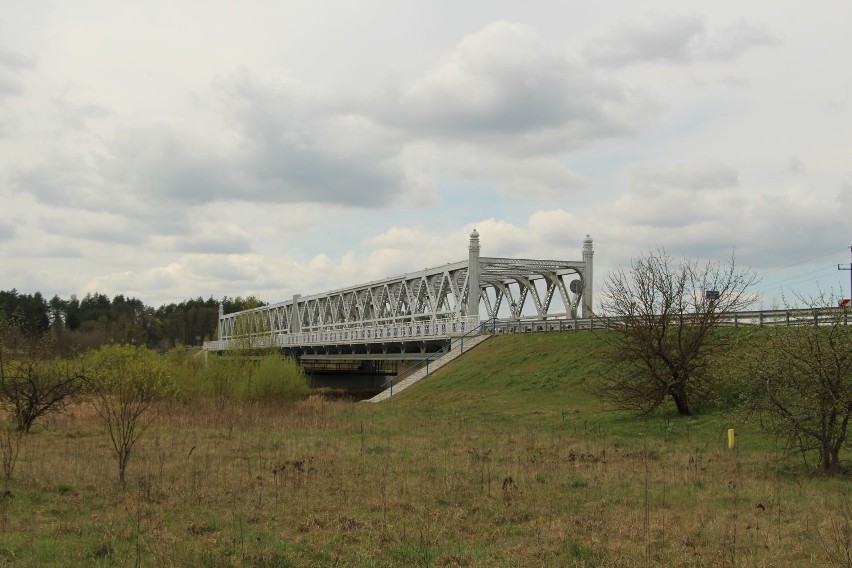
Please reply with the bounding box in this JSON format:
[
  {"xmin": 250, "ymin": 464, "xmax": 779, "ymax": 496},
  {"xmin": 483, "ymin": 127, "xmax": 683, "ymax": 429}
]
[{"xmin": 839, "ymin": 245, "xmax": 852, "ymax": 301}]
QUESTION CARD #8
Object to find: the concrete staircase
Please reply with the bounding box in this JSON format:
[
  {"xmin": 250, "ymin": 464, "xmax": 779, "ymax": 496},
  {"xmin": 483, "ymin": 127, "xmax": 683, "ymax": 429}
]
[{"xmin": 366, "ymin": 334, "xmax": 492, "ymax": 402}]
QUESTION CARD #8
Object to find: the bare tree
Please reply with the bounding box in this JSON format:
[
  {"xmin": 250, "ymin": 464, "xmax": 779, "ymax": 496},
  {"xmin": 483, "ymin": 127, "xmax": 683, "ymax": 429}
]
[
  {"xmin": 597, "ymin": 248, "xmax": 759, "ymax": 416},
  {"xmin": 1, "ymin": 420, "xmax": 23, "ymax": 481},
  {"xmin": 0, "ymin": 318, "xmax": 86, "ymax": 432},
  {"xmin": 746, "ymin": 296, "xmax": 851, "ymax": 474}
]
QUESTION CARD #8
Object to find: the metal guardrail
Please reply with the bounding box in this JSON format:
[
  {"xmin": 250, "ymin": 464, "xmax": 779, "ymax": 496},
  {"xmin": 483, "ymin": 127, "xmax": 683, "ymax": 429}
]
[
  {"xmin": 488, "ymin": 309, "xmax": 851, "ymax": 332},
  {"xmin": 715, "ymin": 308, "xmax": 850, "ymax": 327}
]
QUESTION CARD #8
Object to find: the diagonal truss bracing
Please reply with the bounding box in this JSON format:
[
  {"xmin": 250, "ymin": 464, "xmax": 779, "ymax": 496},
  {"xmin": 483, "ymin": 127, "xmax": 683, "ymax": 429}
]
[
  {"xmin": 214, "ymin": 259, "xmax": 586, "ymax": 345},
  {"xmin": 208, "ymin": 234, "xmax": 593, "ymax": 351}
]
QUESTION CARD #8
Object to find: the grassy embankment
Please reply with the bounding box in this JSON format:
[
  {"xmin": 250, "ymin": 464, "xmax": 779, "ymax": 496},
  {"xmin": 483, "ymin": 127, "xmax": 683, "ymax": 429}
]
[{"xmin": 0, "ymin": 332, "xmax": 849, "ymax": 567}]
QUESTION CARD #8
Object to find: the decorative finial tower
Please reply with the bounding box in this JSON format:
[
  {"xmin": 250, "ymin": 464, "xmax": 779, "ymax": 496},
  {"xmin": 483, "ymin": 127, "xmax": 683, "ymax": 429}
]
[
  {"xmin": 218, "ymin": 303, "xmax": 224, "ymax": 339},
  {"xmin": 582, "ymin": 235, "xmax": 594, "ymax": 317},
  {"xmin": 467, "ymin": 229, "xmax": 481, "ymax": 320}
]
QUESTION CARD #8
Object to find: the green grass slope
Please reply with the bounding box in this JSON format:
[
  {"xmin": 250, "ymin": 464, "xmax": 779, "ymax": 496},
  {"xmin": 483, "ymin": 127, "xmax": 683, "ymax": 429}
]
[
  {"xmin": 392, "ymin": 332, "xmax": 605, "ymax": 413},
  {"xmin": 386, "ymin": 331, "xmax": 767, "ymax": 452}
]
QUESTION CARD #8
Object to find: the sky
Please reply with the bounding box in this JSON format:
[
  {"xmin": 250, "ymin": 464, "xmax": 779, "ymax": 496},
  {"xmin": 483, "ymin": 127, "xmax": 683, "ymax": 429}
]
[{"xmin": 0, "ymin": 0, "xmax": 850, "ymax": 310}]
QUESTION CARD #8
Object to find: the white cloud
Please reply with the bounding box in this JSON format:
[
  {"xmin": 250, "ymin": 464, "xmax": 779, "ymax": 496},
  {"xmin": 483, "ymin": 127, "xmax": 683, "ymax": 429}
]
[
  {"xmin": 631, "ymin": 162, "xmax": 740, "ymax": 191},
  {"xmin": 149, "ymin": 221, "xmax": 253, "ymax": 255},
  {"xmin": 451, "ymin": 152, "xmax": 587, "ymax": 198},
  {"xmin": 0, "ymin": 71, "xmax": 24, "ymax": 97},
  {"xmin": 585, "ymin": 14, "xmax": 780, "ymax": 67},
  {"xmin": 0, "ymin": 47, "xmax": 34, "ymax": 98},
  {"xmin": 839, "ymin": 176, "xmax": 852, "ymax": 207},
  {"xmin": 10, "ymin": 68, "xmax": 420, "ymax": 213},
  {"xmin": 0, "ymin": 4, "xmax": 849, "ymax": 310},
  {"xmin": 51, "ymin": 94, "xmax": 110, "ymax": 131},
  {"xmin": 390, "ymin": 22, "xmax": 653, "ymax": 152},
  {"xmin": 0, "ymin": 218, "xmax": 15, "ymax": 240},
  {"xmin": 698, "ymin": 20, "xmax": 782, "ymax": 61},
  {"xmin": 363, "ymin": 227, "xmax": 436, "ymax": 250},
  {"xmin": 7, "ymin": 20, "xmax": 653, "ymax": 217},
  {"xmin": 0, "ymin": 47, "xmax": 36, "ymax": 70},
  {"xmin": 787, "ymin": 156, "xmax": 805, "ymax": 175},
  {"xmin": 38, "ymin": 210, "xmax": 148, "ymax": 245},
  {"xmin": 115, "ymin": 213, "xmax": 596, "ymax": 305},
  {"xmin": 83, "ymin": 265, "xmax": 182, "ymax": 298}
]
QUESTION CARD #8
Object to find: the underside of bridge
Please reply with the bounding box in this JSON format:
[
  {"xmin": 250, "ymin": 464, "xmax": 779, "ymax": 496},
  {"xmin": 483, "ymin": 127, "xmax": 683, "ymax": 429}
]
[{"xmin": 203, "ymin": 232, "xmax": 594, "ymax": 388}]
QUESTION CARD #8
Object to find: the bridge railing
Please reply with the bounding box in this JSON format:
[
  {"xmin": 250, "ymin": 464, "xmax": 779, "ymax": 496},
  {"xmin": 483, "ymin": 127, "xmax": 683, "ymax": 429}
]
[
  {"xmin": 205, "ymin": 315, "xmax": 481, "ymax": 351},
  {"xmin": 204, "ymin": 308, "xmax": 849, "ymax": 352},
  {"xmin": 275, "ymin": 315, "xmax": 481, "ymax": 348}
]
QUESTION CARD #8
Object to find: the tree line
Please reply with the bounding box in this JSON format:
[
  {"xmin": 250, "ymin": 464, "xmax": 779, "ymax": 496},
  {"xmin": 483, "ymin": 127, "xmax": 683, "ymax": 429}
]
[
  {"xmin": 0, "ymin": 289, "xmax": 263, "ymax": 352},
  {"xmin": 0, "ymin": 289, "xmax": 309, "ymax": 485}
]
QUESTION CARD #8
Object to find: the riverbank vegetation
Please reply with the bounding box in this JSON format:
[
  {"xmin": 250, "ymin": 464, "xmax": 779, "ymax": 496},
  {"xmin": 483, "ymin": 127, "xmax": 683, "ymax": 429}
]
[{"xmin": 0, "ymin": 332, "xmax": 849, "ymax": 567}]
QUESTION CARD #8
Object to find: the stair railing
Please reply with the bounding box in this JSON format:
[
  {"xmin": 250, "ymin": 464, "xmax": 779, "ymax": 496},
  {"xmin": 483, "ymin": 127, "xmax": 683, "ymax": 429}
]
[{"xmin": 380, "ymin": 319, "xmax": 496, "ymax": 398}]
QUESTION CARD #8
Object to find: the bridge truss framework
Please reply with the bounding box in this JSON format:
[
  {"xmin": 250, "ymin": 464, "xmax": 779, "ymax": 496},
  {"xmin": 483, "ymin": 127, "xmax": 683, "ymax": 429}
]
[{"xmin": 204, "ymin": 232, "xmax": 594, "ymax": 354}]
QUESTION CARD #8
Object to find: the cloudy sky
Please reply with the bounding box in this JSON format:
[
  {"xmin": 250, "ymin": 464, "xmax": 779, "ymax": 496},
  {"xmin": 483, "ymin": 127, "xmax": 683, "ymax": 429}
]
[{"xmin": 1, "ymin": 0, "xmax": 850, "ymax": 309}]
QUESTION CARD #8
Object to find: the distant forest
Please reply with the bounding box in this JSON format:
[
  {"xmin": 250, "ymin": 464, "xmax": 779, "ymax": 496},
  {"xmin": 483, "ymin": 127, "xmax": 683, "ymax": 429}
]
[{"xmin": 0, "ymin": 289, "xmax": 264, "ymax": 353}]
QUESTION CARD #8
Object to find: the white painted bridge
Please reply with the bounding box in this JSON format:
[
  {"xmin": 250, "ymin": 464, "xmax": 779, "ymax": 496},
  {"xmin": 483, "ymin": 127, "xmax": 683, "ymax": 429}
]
[{"xmin": 203, "ymin": 231, "xmax": 594, "ymax": 356}]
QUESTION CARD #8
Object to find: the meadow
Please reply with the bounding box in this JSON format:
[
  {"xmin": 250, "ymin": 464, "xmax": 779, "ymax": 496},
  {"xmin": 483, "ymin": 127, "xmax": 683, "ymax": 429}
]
[{"xmin": 0, "ymin": 333, "xmax": 849, "ymax": 567}]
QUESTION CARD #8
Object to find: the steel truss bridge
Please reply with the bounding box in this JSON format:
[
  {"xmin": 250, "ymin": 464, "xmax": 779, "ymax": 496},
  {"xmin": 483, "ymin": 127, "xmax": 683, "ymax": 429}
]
[{"xmin": 203, "ymin": 231, "xmax": 595, "ymax": 357}]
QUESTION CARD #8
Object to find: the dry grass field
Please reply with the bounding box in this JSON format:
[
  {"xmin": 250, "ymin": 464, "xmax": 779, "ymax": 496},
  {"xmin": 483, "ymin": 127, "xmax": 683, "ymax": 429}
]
[{"xmin": 0, "ymin": 333, "xmax": 849, "ymax": 567}]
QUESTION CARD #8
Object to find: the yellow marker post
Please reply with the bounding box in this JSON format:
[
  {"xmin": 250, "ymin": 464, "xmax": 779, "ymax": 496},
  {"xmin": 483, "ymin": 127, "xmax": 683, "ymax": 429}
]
[{"xmin": 727, "ymin": 428, "xmax": 736, "ymax": 449}]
